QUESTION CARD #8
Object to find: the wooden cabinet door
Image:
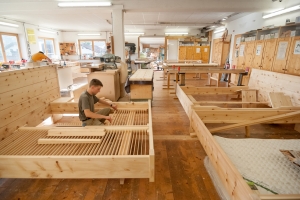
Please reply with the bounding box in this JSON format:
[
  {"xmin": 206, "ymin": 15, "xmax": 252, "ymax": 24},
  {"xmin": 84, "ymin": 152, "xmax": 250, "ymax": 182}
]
[
  {"xmin": 286, "ymin": 36, "xmax": 300, "ymax": 75},
  {"xmin": 252, "ymin": 41, "xmax": 265, "ymax": 69},
  {"xmin": 237, "ymin": 42, "xmax": 246, "ymax": 69},
  {"xmin": 261, "ymin": 39, "xmax": 277, "ymax": 71},
  {"xmin": 232, "ymin": 35, "xmax": 242, "ymax": 68},
  {"xmin": 244, "ymin": 41, "xmax": 255, "ymax": 69},
  {"xmin": 178, "ymin": 46, "xmax": 186, "ymax": 60},
  {"xmin": 193, "ymin": 46, "xmax": 202, "ymax": 60},
  {"xmin": 272, "ymin": 37, "xmax": 292, "ymax": 73},
  {"xmin": 201, "ymin": 46, "xmax": 210, "ymax": 63},
  {"xmin": 185, "ymin": 46, "xmax": 194, "ymax": 60},
  {"xmin": 212, "ymin": 40, "xmax": 220, "ymax": 64}
]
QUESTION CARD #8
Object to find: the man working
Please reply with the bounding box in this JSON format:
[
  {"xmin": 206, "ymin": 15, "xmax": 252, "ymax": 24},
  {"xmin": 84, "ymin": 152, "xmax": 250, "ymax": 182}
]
[
  {"xmin": 30, "ymin": 51, "xmax": 52, "ymax": 63},
  {"xmin": 78, "ymin": 79, "xmax": 117, "ymax": 126}
]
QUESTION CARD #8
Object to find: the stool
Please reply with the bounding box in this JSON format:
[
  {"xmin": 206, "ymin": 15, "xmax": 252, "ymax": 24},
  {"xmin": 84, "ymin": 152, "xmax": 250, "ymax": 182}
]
[{"xmin": 237, "ymin": 72, "xmax": 248, "ymax": 86}]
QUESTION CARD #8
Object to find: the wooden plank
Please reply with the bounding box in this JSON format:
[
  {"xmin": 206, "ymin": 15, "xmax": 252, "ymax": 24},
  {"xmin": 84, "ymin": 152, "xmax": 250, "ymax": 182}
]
[
  {"xmin": 242, "ymin": 89, "xmax": 257, "ymax": 108},
  {"xmin": 176, "ymin": 84, "xmax": 194, "ymax": 119},
  {"xmin": 0, "ymin": 77, "xmax": 59, "ymax": 111},
  {"xmin": 268, "ymin": 92, "xmax": 293, "ymax": 108},
  {"xmin": 47, "ymin": 128, "xmax": 106, "ymax": 136},
  {"xmin": 129, "ymin": 69, "xmax": 153, "ymax": 81},
  {"xmin": 209, "ymin": 110, "xmax": 300, "ymax": 133},
  {"xmin": 38, "ymin": 138, "xmax": 102, "ymax": 144},
  {"xmin": 51, "ymin": 97, "xmax": 73, "ymax": 103},
  {"xmin": 190, "ymin": 110, "xmax": 257, "ymax": 200},
  {"xmin": 244, "ymin": 41, "xmax": 256, "ymax": 69},
  {"xmin": 181, "ymin": 85, "xmax": 248, "ymax": 95},
  {"xmin": 193, "ymin": 101, "xmax": 268, "ymax": 105},
  {"xmin": 248, "ymin": 69, "xmax": 300, "ymax": 107},
  {"xmin": 260, "ymin": 194, "xmax": 300, "ymax": 200}
]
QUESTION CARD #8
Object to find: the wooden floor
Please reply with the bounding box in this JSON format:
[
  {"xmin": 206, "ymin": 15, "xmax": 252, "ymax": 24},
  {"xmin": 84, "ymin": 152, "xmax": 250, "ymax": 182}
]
[{"xmin": 0, "ymin": 71, "xmax": 299, "ymax": 200}]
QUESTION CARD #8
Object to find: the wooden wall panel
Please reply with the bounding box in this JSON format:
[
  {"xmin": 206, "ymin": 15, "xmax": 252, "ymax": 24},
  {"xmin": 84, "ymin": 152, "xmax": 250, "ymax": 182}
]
[
  {"xmin": 286, "ymin": 36, "xmax": 300, "ymax": 76},
  {"xmin": 178, "ymin": 46, "xmax": 186, "ymax": 60},
  {"xmin": 186, "ymin": 46, "xmax": 194, "ymax": 60},
  {"xmin": 248, "ymin": 69, "xmax": 300, "ymax": 107},
  {"xmin": 237, "ymin": 42, "xmax": 246, "ymax": 69},
  {"xmin": 201, "ymin": 46, "xmax": 210, "ymax": 63},
  {"xmin": 244, "ymin": 41, "xmax": 255, "ymax": 68},
  {"xmin": 261, "ymin": 39, "xmax": 277, "ymax": 71},
  {"xmin": 252, "ymin": 41, "xmax": 265, "ymax": 69},
  {"xmin": 0, "ymin": 65, "xmax": 60, "ymax": 140},
  {"xmin": 272, "ymin": 37, "xmax": 292, "ymax": 73}
]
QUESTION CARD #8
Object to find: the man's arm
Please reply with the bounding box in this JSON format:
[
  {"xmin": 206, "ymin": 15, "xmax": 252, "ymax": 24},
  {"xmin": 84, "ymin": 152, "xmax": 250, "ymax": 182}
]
[
  {"xmin": 98, "ymin": 99, "xmax": 118, "ymax": 110},
  {"xmin": 84, "ymin": 109, "xmax": 112, "ymax": 123}
]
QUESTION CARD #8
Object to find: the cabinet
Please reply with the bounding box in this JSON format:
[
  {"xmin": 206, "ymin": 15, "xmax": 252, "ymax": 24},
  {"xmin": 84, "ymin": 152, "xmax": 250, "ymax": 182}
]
[
  {"xmin": 261, "ymin": 39, "xmax": 278, "ymax": 71},
  {"xmin": 286, "ymin": 36, "xmax": 300, "ymax": 75},
  {"xmin": 186, "ymin": 46, "xmax": 194, "ymax": 60},
  {"xmin": 178, "ymin": 45, "xmax": 210, "ymax": 62},
  {"xmin": 252, "ymin": 40, "xmax": 265, "ymax": 69},
  {"xmin": 201, "ymin": 46, "xmax": 210, "ymax": 63},
  {"xmin": 272, "ymin": 37, "xmax": 292, "ymax": 73},
  {"xmin": 179, "ymin": 46, "xmax": 186, "ymax": 60},
  {"xmin": 87, "ymin": 70, "xmax": 120, "ymax": 101}
]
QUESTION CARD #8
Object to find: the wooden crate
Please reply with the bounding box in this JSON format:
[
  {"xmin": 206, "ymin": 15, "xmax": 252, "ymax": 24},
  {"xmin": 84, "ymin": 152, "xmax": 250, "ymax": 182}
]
[
  {"xmin": 286, "ymin": 36, "xmax": 300, "ymax": 76},
  {"xmin": 272, "ymin": 37, "xmax": 292, "ymax": 73}
]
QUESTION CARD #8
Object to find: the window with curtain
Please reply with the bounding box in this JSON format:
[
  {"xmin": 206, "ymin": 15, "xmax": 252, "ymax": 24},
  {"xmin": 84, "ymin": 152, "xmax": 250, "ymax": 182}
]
[
  {"xmin": 38, "ymin": 37, "xmax": 55, "ymax": 58},
  {"xmin": 0, "ymin": 33, "xmax": 22, "ymax": 62},
  {"xmin": 78, "ymin": 40, "xmax": 106, "ymax": 58}
]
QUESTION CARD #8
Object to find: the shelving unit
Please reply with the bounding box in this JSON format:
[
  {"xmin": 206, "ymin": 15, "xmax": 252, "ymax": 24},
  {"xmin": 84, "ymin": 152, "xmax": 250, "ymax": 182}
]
[{"xmin": 59, "ymin": 43, "xmax": 77, "ymax": 55}]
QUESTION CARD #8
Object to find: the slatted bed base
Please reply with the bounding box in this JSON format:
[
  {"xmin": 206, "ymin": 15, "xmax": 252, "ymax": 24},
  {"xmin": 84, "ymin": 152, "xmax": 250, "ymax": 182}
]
[{"xmin": 0, "ymin": 126, "xmax": 154, "ymax": 181}]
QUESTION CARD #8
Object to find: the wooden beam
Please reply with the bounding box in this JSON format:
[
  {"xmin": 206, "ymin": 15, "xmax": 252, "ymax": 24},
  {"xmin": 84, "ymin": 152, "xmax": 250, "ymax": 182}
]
[
  {"xmin": 192, "ymin": 101, "xmax": 269, "ymax": 105},
  {"xmin": 295, "ymin": 124, "xmax": 300, "ymax": 133},
  {"xmin": 245, "ymin": 126, "xmax": 250, "ymax": 137},
  {"xmin": 47, "ymin": 129, "xmax": 106, "ymax": 136},
  {"xmin": 260, "ymin": 194, "xmax": 300, "ymax": 200},
  {"xmin": 209, "ymin": 111, "xmax": 300, "ymax": 133},
  {"xmin": 38, "ymin": 138, "xmax": 102, "ymax": 144}
]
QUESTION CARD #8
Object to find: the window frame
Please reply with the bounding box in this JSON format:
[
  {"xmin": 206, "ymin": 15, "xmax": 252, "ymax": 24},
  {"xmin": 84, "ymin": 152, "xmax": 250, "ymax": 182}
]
[
  {"xmin": 78, "ymin": 39, "xmax": 106, "ymax": 57},
  {"xmin": 0, "ymin": 32, "xmax": 22, "ymax": 62},
  {"xmin": 38, "ymin": 37, "xmax": 56, "ymax": 58}
]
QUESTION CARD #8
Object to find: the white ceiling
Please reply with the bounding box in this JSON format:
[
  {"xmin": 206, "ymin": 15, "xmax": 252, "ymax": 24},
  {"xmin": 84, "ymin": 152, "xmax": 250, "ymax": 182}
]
[{"xmin": 0, "ymin": 0, "xmax": 299, "ymax": 32}]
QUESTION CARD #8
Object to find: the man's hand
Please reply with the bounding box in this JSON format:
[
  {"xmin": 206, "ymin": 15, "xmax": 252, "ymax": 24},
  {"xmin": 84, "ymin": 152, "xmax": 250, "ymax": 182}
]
[
  {"xmin": 105, "ymin": 116, "xmax": 112, "ymax": 123},
  {"xmin": 111, "ymin": 104, "xmax": 118, "ymax": 110}
]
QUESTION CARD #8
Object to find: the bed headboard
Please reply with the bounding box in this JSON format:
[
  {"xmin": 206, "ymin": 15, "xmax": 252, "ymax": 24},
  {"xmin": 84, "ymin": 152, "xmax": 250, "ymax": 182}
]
[
  {"xmin": 0, "ymin": 65, "xmax": 60, "ymax": 140},
  {"xmin": 248, "ymin": 69, "xmax": 300, "ymax": 107}
]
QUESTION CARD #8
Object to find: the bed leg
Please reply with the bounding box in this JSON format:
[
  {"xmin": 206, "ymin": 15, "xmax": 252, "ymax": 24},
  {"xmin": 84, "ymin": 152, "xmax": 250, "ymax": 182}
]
[
  {"xmin": 120, "ymin": 179, "xmax": 125, "ymax": 185},
  {"xmin": 245, "ymin": 126, "xmax": 250, "ymax": 137},
  {"xmin": 295, "ymin": 124, "xmax": 300, "ymax": 133},
  {"xmin": 190, "ymin": 132, "xmax": 197, "ymax": 138}
]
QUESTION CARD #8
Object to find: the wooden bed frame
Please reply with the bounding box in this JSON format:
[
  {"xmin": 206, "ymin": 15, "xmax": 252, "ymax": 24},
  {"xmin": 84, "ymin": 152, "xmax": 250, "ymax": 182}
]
[
  {"xmin": 0, "ymin": 65, "xmax": 154, "ymax": 183},
  {"xmin": 176, "ymin": 69, "xmax": 300, "ymax": 199}
]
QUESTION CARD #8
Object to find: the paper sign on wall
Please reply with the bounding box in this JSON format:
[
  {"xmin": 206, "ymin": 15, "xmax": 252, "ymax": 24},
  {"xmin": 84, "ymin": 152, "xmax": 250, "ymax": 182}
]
[
  {"xmin": 204, "ymin": 48, "xmax": 208, "ymax": 52},
  {"xmin": 276, "ymin": 41, "xmax": 288, "ymax": 60},
  {"xmin": 236, "ymin": 37, "xmax": 241, "ymax": 46},
  {"xmin": 239, "ymin": 44, "xmax": 245, "ymax": 57},
  {"xmin": 256, "ymin": 45, "xmax": 262, "ymax": 56},
  {"xmin": 26, "ymin": 28, "xmax": 36, "ymax": 44},
  {"xmin": 294, "ymin": 40, "xmax": 300, "ymax": 54},
  {"xmin": 196, "ymin": 48, "xmax": 200, "ymax": 53}
]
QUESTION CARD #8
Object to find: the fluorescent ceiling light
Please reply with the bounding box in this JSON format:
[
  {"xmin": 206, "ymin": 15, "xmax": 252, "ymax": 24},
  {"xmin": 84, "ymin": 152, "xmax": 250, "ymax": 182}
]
[
  {"xmin": 263, "ymin": 5, "xmax": 300, "ymax": 19},
  {"xmin": 0, "ymin": 21, "xmax": 19, "ymax": 27},
  {"xmin": 165, "ymin": 32, "xmax": 188, "ymax": 35},
  {"xmin": 124, "ymin": 32, "xmax": 144, "ymax": 35},
  {"xmin": 78, "ymin": 33, "xmax": 101, "ymax": 36},
  {"xmin": 39, "ymin": 29, "xmax": 56, "ymax": 34},
  {"xmin": 58, "ymin": 2, "xmax": 112, "ymax": 7},
  {"xmin": 214, "ymin": 28, "xmax": 225, "ymax": 33},
  {"xmin": 222, "ymin": 18, "xmax": 227, "ymax": 21}
]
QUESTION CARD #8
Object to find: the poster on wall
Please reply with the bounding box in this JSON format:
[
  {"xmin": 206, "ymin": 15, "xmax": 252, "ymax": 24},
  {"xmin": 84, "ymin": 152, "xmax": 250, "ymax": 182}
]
[
  {"xmin": 236, "ymin": 37, "xmax": 241, "ymax": 46},
  {"xmin": 294, "ymin": 40, "xmax": 300, "ymax": 55},
  {"xmin": 196, "ymin": 48, "xmax": 200, "ymax": 53},
  {"xmin": 276, "ymin": 41, "xmax": 288, "ymax": 60},
  {"xmin": 26, "ymin": 28, "xmax": 36, "ymax": 44},
  {"xmin": 239, "ymin": 44, "xmax": 245, "ymax": 57},
  {"xmin": 256, "ymin": 45, "xmax": 262, "ymax": 56},
  {"xmin": 204, "ymin": 48, "xmax": 208, "ymax": 52}
]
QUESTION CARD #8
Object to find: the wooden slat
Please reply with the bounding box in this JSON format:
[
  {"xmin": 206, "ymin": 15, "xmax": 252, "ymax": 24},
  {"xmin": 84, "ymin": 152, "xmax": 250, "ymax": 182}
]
[
  {"xmin": 38, "ymin": 139, "xmax": 102, "ymax": 144},
  {"xmin": 47, "ymin": 128, "xmax": 106, "ymax": 136},
  {"xmin": 209, "ymin": 110, "xmax": 300, "ymax": 133}
]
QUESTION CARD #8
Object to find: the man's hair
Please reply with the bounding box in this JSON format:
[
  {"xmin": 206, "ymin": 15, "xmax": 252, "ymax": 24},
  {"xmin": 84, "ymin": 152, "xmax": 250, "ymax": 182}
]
[
  {"xmin": 38, "ymin": 51, "xmax": 44, "ymax": 54},
  {"xmin": 89, "ymin": 79, "xmax": 103, "ymax": 87}
]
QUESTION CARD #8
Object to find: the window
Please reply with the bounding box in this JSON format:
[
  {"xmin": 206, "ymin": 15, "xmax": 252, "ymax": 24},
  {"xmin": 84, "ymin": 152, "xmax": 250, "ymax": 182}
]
[
  {"xmin": 78, "ymin": 40, "xmax": 106, "ymax": 58},
  {"xmin": 0, "ymin": 33, "xmax": 22, "ymax": 62},
  {"xmin": 38, "ymin": 38, "xmax": 55, "ymax": 58}
]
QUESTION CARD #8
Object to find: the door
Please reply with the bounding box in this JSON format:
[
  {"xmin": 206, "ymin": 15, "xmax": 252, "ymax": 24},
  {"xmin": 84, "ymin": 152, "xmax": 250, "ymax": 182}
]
[
  {"xmin": 201, "ymin": 46, "xmax": 210, "ymax": 63},
  {"xmin": 272, "ymin": 37, "xmax": 292, "ymax": 73},
  {"xmin": 261, "ymin": 38, "xmax": 277, "ymax": 71},
  {"xmin": 244, "ymin": 41, "xmax": 255, "ymax": 69},
  {"xmin": 186, "ymin": 46, "xmax": 194, "ymax": 60},
  {"xmin": 167, "ymin": 39, "xmax": 179, "ymax": 61},
  {"xmin": 237, "ymin": 42, "xmax": 246, "ymax": 69}
]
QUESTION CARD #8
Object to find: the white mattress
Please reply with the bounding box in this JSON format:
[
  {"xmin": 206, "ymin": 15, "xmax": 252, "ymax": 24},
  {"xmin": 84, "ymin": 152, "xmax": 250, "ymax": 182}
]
[{"xmin": 214, "ymin": 136, "xmax": 300, "ymax": 194}]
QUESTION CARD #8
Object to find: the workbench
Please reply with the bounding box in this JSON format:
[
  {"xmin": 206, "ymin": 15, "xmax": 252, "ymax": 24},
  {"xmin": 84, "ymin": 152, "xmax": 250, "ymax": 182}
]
[
  {"xmin": 129, "ymin": 69, "xmax": 154, "ymax": 101},
  {"xmin": 87, "ymin": 69, "xmax": 121, "ymax": 101},
  {"xmin": 165, "ymin": 69, "xmax": 245, "ymax": 89}
]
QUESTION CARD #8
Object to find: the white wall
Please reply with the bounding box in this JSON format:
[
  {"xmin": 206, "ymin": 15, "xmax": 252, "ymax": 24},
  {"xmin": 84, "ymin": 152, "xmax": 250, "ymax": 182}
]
[
  {"xmin": 0, "ymin": 19, "xmax": 63, "ymax": 60},
  {"xmin": 211, "ymin": 11, "xmax": 300, "ymax": 64}
]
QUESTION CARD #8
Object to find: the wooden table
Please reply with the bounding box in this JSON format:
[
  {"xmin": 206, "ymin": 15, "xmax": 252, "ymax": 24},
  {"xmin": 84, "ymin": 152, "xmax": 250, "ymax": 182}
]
[
  {"xmin": 129, "ymin": 69, "xmax": 154, "ymax": 100},
  {"xmin": 166, "ymin": 69, "xmax": 245, "ymax": 89}
]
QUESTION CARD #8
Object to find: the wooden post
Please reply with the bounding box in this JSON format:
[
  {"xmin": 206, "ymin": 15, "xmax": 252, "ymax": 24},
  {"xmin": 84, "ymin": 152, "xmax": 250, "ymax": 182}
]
[
  {"xmin": 295, "ymin": 124, "xmax": 300, "ymax": 133},
  {"xmin": 245, "ymin": 126, "xmax": 250, "ymax": 137}
]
